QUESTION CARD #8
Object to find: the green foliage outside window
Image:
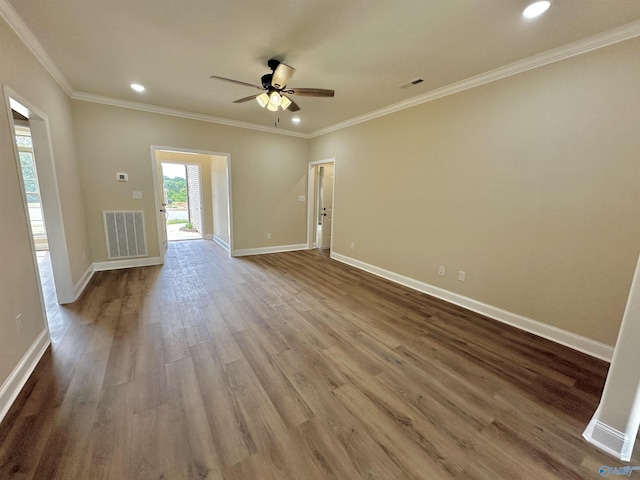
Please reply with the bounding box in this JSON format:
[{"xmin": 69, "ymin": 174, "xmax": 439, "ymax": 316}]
[{"xmin": 163, "ymin": 176, "xmax": 187, "ymax": 203}]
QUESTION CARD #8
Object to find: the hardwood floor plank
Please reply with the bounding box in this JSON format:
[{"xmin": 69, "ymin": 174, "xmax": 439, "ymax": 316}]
[
  {"xmin": 190, "ymin": 342, "xmax": 256, "ymax": 467},
  {"xmin": 135, "ymin": 322, "xmax": 165, "ymax": 376},
  {"xmin": 201, "ymin": 306, "xmax": 245, "ymax": 364},
  {"xmin": 165, "ymin": 357, "xmax": 223, "ymax": 479},
  {"xmin": 333, "ymin": 383, "xmax": 450, "ymax": 480},
  {"xmin": 160, "ymin": 304, "xmax": 190, "ymax": 363},
  {"xmin": 273, "ymin": 348, "xmax": 403, "ymax": 480},
  {"xmin": 296, "ymin": 417, "xmax": 377, "ymax": 480},
  {"xmin": 82, "ymin": 298, "xmax": 122, "ymax": 353},
  {"xmin": 102, "ymin": 313, "xmax": 139, "ymax": 388},
  {"xmin": 222, "ymin": 358, "xmax": 326, "ymax": 480},
  {"xmin": 0, "ymin": 354, "xmax": 58, "ymax": 479},
  {"xmin": 32, "ymin": 348, "xmax": 111, "ymax": 480},
  {"xmin": 85, "ymin": 381, "xmax": 134, "ymax": 479},
  {"xmin": 234, "ymin": 329, "xmax": 314, "ymax": 428},
  {"xmin": 129, "ymin": 404, "xmax": 175, "ymax": 480},
  {"xmin": 221, "ymin": 454, "xmax": 281, "ymax": 480},
  {"xmin": 180, "ymin": 302, "xmax": 213, "ymax": 347}
]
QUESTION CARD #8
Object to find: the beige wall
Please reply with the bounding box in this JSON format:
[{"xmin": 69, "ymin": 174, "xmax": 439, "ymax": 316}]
[
  {"xmin": 71, "ymin": 101, "xmax": 309, "ymax": 260},
  {"xmin": 310, "ymin": 38, "xmax": 640, "ymax": 346},
  {"xmin": 155, "ymin": 150, "xmax": 214, "ymax": 238},
  {"xmin": 0, "ymin": 17, "xmax": 91, "ymax": 386}
]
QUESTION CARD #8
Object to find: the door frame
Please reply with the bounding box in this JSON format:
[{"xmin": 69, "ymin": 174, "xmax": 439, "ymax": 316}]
[
  {"xmin": 306, "ymin": 158, "xmax": 335, "ymax": 250},
  {"xmin": 4, "ymin": 86, "xmax": 75, "ymax": 305},
  {"xmin": 150, "ymin": 145, "xmax": 233, "ymax": 262}
]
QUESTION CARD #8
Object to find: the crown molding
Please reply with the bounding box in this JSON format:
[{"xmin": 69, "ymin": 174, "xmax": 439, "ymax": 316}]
[
  {"xmin": 0, "ymin": 0, "xmax": 74, "ymax": 96},
  {"xmin": 310, "ymin": 19, "xmax": 640, "ymax": 138},
  {"xmin": 71, "ymin": 92, "xmax": 311, "ymax": 139}
]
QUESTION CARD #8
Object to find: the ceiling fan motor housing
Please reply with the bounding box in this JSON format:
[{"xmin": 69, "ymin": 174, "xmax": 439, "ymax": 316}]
[{"xmin": 261, "ymin": 73, "xmax": 273, "ymax": 90}]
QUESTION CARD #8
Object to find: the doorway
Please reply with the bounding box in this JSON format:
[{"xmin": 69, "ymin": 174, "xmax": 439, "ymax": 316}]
[
  {"xmin": 151, "ymin": 146, "xmax": 233, "ymax": 261},
  {"xmin": 307, "ymin": 159, "xmax": 335, "ymax": 251},
  {"xmin": 6, "ymin": 90, "xmax": 75, "ymax": 305},
  {"xmin": 161, "ymin": 162, "xmax": 203, "ymax": 242}
]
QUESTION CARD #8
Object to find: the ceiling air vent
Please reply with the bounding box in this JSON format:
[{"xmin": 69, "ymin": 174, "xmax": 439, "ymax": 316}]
[{"xmin": 399, "ymin": 78, "xmax": 424, "ymax": 89}]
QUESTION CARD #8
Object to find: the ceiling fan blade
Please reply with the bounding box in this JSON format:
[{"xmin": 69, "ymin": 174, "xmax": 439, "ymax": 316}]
[
  {"xmin": 210, "ymin": 75, "xmax": 263, "ymax": 90},
  {"xmin": 271, "ymin": 63, "xmax": 295, "ymax": 89},
  {"xmin": 233, "ymin": 94, "xmax": 260, "ymax": 103},
  {"xmin": 288, "ymin": 88, "xmax": 335, "ymax": 97},
  {"xmin": 287, "ymin": 99, "xmax": 301, "ymax": 112}
]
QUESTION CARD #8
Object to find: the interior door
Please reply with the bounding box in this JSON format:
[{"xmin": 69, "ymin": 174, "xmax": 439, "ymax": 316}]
[
  {"xmin": 156, "ymin": 160, "xmax": 169, "ymax": 253},
  {"xmin": 320, "ymin": 164, "xmax": 334, "ymax": 249}
]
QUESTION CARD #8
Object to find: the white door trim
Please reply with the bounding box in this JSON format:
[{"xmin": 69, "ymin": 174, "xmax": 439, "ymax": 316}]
[{"xmin": 307, "ymin": 158, "xmax": 336, "ymax": 250}]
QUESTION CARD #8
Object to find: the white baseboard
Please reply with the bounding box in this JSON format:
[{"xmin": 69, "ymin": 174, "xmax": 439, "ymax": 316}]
[
  {"xmin": 0, "ymin": 329, "xmax": 50, "ymax": 425},
  {"xmin": 331, "ymin": 252, "xmax": 614, "ymax": 362},
  {"xmin": 232, "ymin": 244, "xmax": 307, "ymax": 257},
  {"xmin": 72, "ymin": 263, "xmax": 95, "ymax": 301},
  {"xmin": 213, "ymin": 235, "xmax": 230, "ymax": 251},
  {"xmin": 583, "ymin": 411, "xmax": 633, "ymax": 461},
  {"xmin": 93, "ymin": 256, "xmax": 163, "ymax": 271}
]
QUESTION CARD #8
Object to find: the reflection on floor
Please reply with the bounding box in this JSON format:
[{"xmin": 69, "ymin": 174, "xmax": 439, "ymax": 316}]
[
  {"xmin": 35, "ymin": 250, "xmax": 70, "ymax": 351},
  {"xmin": 166, "ymin": 223, "xmax": 201, "ymax": 241}
]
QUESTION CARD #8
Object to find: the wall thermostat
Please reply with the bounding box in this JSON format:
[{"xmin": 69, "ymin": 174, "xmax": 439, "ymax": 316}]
[{"xmin": 117, "ymin": 173, "xmax": 128, "ymax": 182}]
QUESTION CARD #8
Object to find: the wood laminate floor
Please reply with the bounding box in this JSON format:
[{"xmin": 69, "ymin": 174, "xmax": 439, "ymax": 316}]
[{"xmin": 1, "ymin": 240, "xmax": 638, "ymax": 479}]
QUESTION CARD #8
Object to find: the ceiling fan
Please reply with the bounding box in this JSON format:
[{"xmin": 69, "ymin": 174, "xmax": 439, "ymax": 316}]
[{"xmin": 210, "ymin": 59, "xmax": 334, "ymax": 113}]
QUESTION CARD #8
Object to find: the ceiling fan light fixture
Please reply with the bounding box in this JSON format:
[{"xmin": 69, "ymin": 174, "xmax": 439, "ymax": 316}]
[
  {"xmin": 256, "ymin": 92, "xmax": 269, "ymax": 108},
  {"xmin": 280, "ymin": 95, "xmax": 292, "ymax": 110},
  {"xmin": 266, "ymin": 102, "xmax": 278, "ymax": 112},
  {"xmin": 269, "ymin": 91, "xmax": 282, "ymax": 107}
]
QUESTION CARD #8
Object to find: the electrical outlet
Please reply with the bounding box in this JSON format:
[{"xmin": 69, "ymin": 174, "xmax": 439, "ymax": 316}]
[
  {"xmin": 350, "ymin": 242, "xmax": 355, "ymax": 249},
  {"xmin": 458, "ymin": 270, "xmax": 466, "ymax": 281},
  {"xmin": 438, "ymin": 266, "xmax": 446, "ymax": 276},
  {"xmin": 267, "ymin": 233, "xmax": 272, "ymax": 239},
  {"xmin": 298, "ymin": 195, "xmax": 305, "ymax": 202},
  {"xmin": 15, "ymin": 313, "xmax": 22, "ymax": 334},
  {"xmin": 133, "ymin": 191, "xmax": 142, "ymax": 199}
]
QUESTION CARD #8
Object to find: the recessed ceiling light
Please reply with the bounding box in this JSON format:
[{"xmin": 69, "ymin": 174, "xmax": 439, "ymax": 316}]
[
  {"xmin": 291, "ymin": 117, "xmax": 301, "ymax": 124},
  {"xmin": 522, "ymin": 1, "xmax": 551, "ymax": 19},
  {"xmin": 130, "ymin": 83, "xmax": 146, "ymax": 93}
]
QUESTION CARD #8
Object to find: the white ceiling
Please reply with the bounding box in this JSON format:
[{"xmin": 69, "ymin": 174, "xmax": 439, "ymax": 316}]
[{"xmin": 6, "ymin": 0, "xmax": 640, "ymax": 135}]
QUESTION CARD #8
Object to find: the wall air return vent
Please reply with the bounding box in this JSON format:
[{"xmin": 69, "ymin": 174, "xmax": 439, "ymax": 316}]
[{"xmin": 103, "ymin": 210, "xmax": 147, "ymax": 259}]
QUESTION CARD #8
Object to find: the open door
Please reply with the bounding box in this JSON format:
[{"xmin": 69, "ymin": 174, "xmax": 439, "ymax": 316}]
[
  {"xmin": 319, "ymin": 164, "xmax": 334, "ymax": 249},
  {"xmin": 154, "ymin": 155, "xmax": 169, "ymax": 258},
  {"xmin": 307, "ymin": 159, "xmax": 335, "ymax": 251}
]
